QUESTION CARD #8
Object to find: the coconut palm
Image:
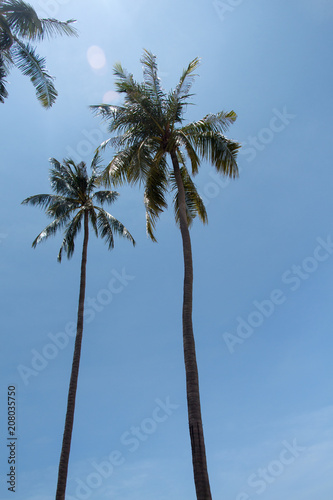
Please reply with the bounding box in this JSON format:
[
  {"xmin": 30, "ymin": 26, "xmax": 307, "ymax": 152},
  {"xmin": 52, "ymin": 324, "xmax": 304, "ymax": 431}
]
[
  {"xmin": 22, "ymin": 154, "xmax": 135, "ymax": 500},
  {"xmin": 0, "ymin": 0, "xmax": 77, "ymax": 107},
  {"xmin": 91, "ymin": 50, "xmax": 240, "ymax": 499}
]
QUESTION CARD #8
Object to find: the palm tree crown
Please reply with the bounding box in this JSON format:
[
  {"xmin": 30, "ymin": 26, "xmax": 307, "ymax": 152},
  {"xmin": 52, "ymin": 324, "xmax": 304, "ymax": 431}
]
[
  {"xmin": 22, "ymin": 154, "xmax": 135, "ymax": 258},
  {"xmin": 91, "ymin": 49, "xmax": 240, "ymax": 240},
  {"xmin": 0, "ymin": 0, "xmax": 77, "ymax": 107}
]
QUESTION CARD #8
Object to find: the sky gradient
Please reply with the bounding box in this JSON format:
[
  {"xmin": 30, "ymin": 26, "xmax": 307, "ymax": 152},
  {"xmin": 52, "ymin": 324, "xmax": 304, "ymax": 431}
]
[{"xmin": 1, "ymin": 0, "xmax": 333, "ymax": 499}]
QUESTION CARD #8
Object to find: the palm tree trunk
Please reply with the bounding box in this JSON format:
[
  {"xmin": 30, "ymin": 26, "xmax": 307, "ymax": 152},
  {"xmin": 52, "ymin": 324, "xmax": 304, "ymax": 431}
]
[
  {"xmin": 171, "ymin": 151, "xmax": 212, "ymax": 500},
  {"xmin": 55, "ymin": 210, "xmax": 89, "ymax": 500}
]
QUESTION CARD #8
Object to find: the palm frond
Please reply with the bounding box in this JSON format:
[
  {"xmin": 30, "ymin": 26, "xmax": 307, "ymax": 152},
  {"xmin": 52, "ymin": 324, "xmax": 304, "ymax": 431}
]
[
  {"xmin": 22, "ymin": 193, "xmax": 61, "ymax": 210},
  {"xmin": 174, "ymin": 57, "xmax": 200, "ymax": 101},
  {"xmin": 31, "ymin": 215, "xmax": 67, "ymax": 248},
  {"xmin": 92, "ymin": 190, "xmax": 119, "ymax": 205},
  {"xmin": 143, "ymin": 155, "xmax": 169, "ymax": 241},
  {"xmin": 96, "ymin": 208, "xmax": 135, "ymax": 249},
  {"xmin": 12, "ymin": 39, "xmax": 57, "ymax": 107},
  {"xmin": 39, "ymin": 18, "xmax": 77, "ymax": 39},
  {"xmin": 57, "ymin": 209, "xmax": 83, "ymax": 261},
  {"xmin": 141, "ymin": 49, "xmax": 164, "ymax": 107},
  {"xmin": 170, "ymin": 166, "xmax": 207, "ymax": 227},
  {"xmin": 176, "ymin": 130, "xmax": 201, "ymax": 175},
  {"xmin": 101, "ymin": 142, "xmax": 154, "ymax": 188},
  {"xmin": 0, "ymin": 0, "xmax": 42, "ymax": 40}
]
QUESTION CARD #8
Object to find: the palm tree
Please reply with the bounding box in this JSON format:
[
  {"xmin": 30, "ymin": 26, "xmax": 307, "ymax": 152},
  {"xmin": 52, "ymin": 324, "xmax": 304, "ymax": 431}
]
[
  {"xmin": 0, "ymin": 0, "xmax": 77, "ymax": 107},
  {"xmin": 22, "ymin": 154, "xmax": 135, "ymax": 500},
  {"xmin": 91, "ymin": 50, "xmax": 240, "ymax": 500}
]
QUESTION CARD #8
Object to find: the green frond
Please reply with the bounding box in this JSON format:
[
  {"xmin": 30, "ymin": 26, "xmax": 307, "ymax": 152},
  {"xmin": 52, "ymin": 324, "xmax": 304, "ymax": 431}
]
[
  {"xmin": 143, "ymin": 155, "xmax": 169, "ymax": 241},
  {"xmin": 22, "ymin": 193, "xmax": 61, "ymax": 210},
  {"xmin": 182, "ymin": 110, "xmax": 237, "ymax": 137},
  {"xmin": 12, "ymin": 39, "xmax": 57, "ymax": 107},
  {"xmin": 92, "ymin": 190, "xmax": 119, "ymax": 205},
  {"xmin": 174, "ymin": 56, "xmax": 200, "ymax": 101},
  {"xmin": 96, "ymin": 208, "xmax": 135, "ymax": 250},
  {"xmin": 39, "ymin": 18, "xmax": 78, "ymax": 39},
  {"xmin": 102, "ymin": 141, "xmax": 155, "ymax": 188},
  {"xmin": 47, "ymin": 197, "xmax": 81, "ymax": 219},
  {"xmin": 88, "ymin": 207, "xmax": 98, "ymax": 238},
  {"xmin": 31, "ymin": 215, "xmax": 67, "ymax": 248},
  {"xmin": 57, "ymin": 209, "xmax": 83, "ymax": 261},
  {"xmin": 176, "ymin": 131, "xmax": 201, "ymax": 175},
  {"xmin": 0, "ymin": 0, "xmax": 42, "ymax": 40},
  {"xmin": 170, "ymin": 166, "xmax": 207, "ymax": 227},
  {"xmin": 141, "ymin": 49, "xmax": 164, "ymax": 108}
]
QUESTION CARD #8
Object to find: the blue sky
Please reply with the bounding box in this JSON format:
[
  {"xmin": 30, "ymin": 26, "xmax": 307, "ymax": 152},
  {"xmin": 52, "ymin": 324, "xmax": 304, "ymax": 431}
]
[{"xmin": 1, "ymin": 0, "xmax": 333, "ymax": 499}]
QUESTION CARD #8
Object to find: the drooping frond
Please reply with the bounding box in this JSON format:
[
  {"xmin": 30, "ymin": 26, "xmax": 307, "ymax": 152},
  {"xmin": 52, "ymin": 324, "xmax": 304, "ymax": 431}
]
[
  {"xmin": 31, "ymin": 215, "xmax": 68, "ymax": 248},
  {"xmin": 102, "ymin": 141, "xmax": 155, "ymax": 188},
  {"xmin": 11, "ymin": 39, "xmax": 57, "ymax": 107},
  {"xmin": 96, "ymin": 208, "xmax": 135, "ymax": 250},
  {"xmin": 188, "ymin": 131, "xmax": 240, "ymax": 178},
  {"xmin": 143, "ymin": 155, "xmax": 169, "ymax": 241},
  {"xmin": 176, "ymin": 130, "xmax": 201, "ymax": 175},
  {"xmin": 22, "ymin": 193, "xmax": 62, "ymax": 210},
  {"xmin": 170, "ymin": 165, "xmax": 207, "ymax": 227},
  {"xmin": 57, "ymin": 209, "xmax": 83, "ymax": 261}
]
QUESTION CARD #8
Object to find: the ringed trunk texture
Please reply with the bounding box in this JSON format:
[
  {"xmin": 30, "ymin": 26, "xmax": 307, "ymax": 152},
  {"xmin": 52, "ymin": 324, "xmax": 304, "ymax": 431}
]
[
  {"xmin": 55, "ymin": 211, "xmax": 89, "ymax": 500},
  {"xmin": 171, "ymin": 151, "xmax": 212, "ymax": 500}
]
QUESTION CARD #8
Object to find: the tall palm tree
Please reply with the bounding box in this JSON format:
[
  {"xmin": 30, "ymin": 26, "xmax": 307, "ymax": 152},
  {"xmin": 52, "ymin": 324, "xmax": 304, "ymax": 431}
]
[
  {"xmin": 91, "ymin": 50, "xmax": 240, "ymax": 500},
  {"xmin": 0, "ymin": 0, "xmax": 77, "ymax": 107},
  {"xmin": 22, "ymin": 154, "xmax": 135, "ymax": 500}
]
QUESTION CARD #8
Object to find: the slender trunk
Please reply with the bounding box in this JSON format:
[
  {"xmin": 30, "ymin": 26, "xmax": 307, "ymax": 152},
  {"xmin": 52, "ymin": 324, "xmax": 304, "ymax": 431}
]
[
  {"xmin": 171, "ymin": 151, "xmax": 212, "ymax": 500},
  {"xmin": 55, "ymin": 211, "xmax": 89, "ymax": 500}
]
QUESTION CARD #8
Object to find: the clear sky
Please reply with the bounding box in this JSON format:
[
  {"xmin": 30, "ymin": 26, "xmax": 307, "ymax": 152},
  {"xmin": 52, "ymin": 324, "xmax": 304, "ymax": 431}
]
[{"xmin": 1, "ymin": 0, "xmax": 333, "ymax": 499}]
